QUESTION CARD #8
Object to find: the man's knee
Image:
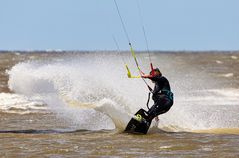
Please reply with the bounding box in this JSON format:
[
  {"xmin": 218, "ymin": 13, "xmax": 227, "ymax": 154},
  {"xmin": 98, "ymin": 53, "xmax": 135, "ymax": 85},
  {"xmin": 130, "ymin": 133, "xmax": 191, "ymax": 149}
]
[{"xmin": 148, "ymin": 101, "xmax": 173, "ymax": 119}]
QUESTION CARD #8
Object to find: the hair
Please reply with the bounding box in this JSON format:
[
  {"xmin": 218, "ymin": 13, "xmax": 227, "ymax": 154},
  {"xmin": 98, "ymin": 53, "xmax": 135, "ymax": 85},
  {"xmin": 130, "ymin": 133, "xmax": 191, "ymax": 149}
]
[{"xmin": 150, "ymin": 68, "xmax": 162, "ymax": 76}]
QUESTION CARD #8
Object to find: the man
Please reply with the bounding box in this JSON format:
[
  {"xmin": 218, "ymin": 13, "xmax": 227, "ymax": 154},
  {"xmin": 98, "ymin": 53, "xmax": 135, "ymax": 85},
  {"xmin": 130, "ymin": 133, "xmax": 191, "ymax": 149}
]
[{"xmin": 142, "ymin": 68, "xmax": 174, "ymax": 120}]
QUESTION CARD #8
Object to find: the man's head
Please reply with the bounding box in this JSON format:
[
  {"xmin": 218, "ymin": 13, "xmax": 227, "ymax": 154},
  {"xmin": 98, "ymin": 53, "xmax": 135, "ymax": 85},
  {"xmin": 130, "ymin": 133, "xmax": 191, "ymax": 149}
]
[{"xmin": 150, "ymin": 68, "xmax": 162, "ymax": 77}]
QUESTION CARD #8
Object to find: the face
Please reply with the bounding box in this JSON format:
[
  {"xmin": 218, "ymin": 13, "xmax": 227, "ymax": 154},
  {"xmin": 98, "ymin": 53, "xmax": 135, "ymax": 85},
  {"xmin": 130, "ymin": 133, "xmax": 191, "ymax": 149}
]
[
  {"xmin": 154, "ymin": 71, "xmax": 160, "ymax": 76},
  {"xmin": 151, "ymin": 71, "xmax": 159, "ymax": 83},
  {"xmin": 154, "ymin": 70, "xmax": 162, "ymax": 77}
]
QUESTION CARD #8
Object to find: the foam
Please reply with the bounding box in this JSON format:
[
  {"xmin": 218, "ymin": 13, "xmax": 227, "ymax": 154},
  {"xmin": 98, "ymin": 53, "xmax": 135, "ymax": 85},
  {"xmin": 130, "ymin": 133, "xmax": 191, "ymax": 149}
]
[
  {"xmin": 192, "ymin": 128, "xmax": 239, "ymax": 135},
  {"xmin": 6, "ymin": 53, "xmax": 239, "ymax": 131},
  {"xmin": 231, "ymin": 55, "xmax": 238, "ymax": 60},
  {"xmin": 0, "ymin": 93, "xmax": 46, "ymax": 114},
  {"xmin": 7, "ymin": 54, "xmax": 142, "ymax": 130},
  {"xmin": 216, "ymin": 60, "xmax": 223, "ymax": 64},
  {"xmin": 219, "ymin": 73, "xmax": 234, "ymax": 78}
]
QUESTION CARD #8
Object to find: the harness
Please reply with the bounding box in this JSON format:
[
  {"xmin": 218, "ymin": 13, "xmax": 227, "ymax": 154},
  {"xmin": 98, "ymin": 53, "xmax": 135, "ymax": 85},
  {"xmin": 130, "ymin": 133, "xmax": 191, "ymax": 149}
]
[
  {"xmin": 161, "ymin": 90, "xmax": 174, "ymax": 101},
  {"xmin": 146, "ymin": 90, "xmax": 173, "ymax": 110}
]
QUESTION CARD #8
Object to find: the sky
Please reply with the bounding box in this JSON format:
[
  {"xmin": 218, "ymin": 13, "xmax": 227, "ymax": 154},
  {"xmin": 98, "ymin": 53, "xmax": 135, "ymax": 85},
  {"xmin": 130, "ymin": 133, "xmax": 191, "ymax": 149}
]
[{"xmin": 0, "ymin": 0, "xmax": 239, "ymax": 51}]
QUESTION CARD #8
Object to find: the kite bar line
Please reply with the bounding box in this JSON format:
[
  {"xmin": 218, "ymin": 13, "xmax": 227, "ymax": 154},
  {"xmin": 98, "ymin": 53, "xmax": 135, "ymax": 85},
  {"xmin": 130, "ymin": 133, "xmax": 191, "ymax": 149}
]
[
  {"xmin": 112, "ymin": 35, "xmax": 140, "ymax": 78},
  {"xmin": 112, "ymin": 35, "xmax": 127, "ymax": 64},
  {"xmin": 129, "ymin": 43, "xmax": 144, "ymax": 75},
  {"xmin": 129, "ymin": 43, "xmax": 152, "ymax": 91},
  {"xmin": 136, "ymin": 0, "xmax": 155, "ymax": 76},
  {"xmin": 113, "ymin": 0, "xmax": 131, "ymax": 44},
  {"xmin": 113, "ymin": 0, "xmax": 152, "ymax": 92}
]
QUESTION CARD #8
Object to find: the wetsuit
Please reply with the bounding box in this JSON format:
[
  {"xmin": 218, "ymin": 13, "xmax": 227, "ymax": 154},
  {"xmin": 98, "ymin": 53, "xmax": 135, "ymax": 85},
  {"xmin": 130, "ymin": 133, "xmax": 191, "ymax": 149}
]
[{"xmin": 147, "ymin": 76, "xmax": 174, "ymax": 120}]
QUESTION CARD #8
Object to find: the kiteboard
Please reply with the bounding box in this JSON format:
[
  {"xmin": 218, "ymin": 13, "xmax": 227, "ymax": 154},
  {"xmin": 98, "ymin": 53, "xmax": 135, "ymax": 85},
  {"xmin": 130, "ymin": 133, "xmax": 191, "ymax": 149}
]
[{"xmin": 125, "ymin": 108, "xmax": 152, "ymax": 134}]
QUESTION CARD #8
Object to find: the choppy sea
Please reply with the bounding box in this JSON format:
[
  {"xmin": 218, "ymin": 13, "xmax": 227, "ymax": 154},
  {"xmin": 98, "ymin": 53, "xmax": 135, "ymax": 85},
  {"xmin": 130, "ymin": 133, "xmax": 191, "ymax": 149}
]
[{"xmin": 0, "ymin": 51, "xmax": 239, "ymax": 157}]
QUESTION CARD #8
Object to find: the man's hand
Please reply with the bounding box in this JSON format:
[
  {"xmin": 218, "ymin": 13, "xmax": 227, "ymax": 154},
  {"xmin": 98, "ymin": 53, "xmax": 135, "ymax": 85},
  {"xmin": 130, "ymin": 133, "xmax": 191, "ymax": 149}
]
[{"xmin": 141, "ymin": 74, "xmax": 151, "ymax": 78}]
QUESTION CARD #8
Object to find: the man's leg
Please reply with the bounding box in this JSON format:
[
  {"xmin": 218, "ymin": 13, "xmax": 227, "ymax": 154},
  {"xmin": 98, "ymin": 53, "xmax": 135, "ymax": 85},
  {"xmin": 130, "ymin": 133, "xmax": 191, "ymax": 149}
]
[{"xmin": 147, "ymin": 97, "xmax": 172, "ymax": 120}]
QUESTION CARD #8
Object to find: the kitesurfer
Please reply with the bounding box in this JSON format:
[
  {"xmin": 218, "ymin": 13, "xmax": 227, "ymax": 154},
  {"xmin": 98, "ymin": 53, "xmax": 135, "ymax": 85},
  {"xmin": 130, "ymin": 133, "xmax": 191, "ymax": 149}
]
[{"xmin": 142, "ymin": 68, "xmax": 173, "ymax": 120}]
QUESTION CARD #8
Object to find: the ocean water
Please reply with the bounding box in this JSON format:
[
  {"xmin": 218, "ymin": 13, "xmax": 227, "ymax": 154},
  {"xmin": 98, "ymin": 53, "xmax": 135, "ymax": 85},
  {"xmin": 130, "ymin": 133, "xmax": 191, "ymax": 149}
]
[{"xmin": 0, "ymin": 51, "xmax": 239, "ymax": 157}]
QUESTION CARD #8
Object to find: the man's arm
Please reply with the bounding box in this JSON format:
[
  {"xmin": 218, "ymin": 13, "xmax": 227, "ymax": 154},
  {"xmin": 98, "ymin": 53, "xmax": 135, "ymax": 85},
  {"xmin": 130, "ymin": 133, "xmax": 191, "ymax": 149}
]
[
  {"xmin": 141, "ymin": 74, "xmax": 153, "ymax": 79},
  {"xmin": 152, "ymin": 83, "xmax": 160, "ymax": 94}
]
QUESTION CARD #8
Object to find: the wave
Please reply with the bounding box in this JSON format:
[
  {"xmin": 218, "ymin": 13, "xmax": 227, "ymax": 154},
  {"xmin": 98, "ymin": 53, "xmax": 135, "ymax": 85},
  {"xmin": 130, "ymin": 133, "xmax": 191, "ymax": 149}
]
[
  {"xmin": 6, "ymin": 53, "xmax": 239, "ymax": 132},
  {"xmin": 0, "ymin": 129, "xmax": 109, "ymax": 134},
  {"xmin": 0, "ymin": 93, "xmax": 46, "ymax": 114},
  {"xmin": 192, "ymin": 128, "xmax": 239, "ymax": 135}
]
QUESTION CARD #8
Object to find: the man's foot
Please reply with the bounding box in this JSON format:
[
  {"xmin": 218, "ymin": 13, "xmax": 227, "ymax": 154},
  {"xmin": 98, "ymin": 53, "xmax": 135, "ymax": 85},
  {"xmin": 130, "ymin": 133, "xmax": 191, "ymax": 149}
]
[
  {"xmin": 134, "ymin": 114, "xmax": 149, "ymax": 124},
  {"xmin": 134, "ymin": 114, "xmax": 143, "ymax": 122}
]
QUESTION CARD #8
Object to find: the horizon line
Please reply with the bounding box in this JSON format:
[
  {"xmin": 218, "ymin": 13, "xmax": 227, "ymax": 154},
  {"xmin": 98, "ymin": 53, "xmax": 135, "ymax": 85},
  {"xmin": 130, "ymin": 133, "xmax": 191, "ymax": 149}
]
[{"xmin": 0, "ymin": 49, "xmax": 239, "ymax": 52}]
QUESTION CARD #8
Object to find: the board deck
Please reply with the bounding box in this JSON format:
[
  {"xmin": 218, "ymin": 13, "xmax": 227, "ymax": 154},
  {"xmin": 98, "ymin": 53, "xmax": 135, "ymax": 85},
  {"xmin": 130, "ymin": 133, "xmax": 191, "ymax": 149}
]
[{"xmin": 124, "ymin": 108, "xmax": 152, "ymax": 134}]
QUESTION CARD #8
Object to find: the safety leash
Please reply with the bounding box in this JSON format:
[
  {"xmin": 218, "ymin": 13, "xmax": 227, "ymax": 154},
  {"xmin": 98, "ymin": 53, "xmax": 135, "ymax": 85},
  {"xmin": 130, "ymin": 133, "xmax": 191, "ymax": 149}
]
[{"xmin": 146, "ymin": 92, "xmax": 151, "ymax": 110}]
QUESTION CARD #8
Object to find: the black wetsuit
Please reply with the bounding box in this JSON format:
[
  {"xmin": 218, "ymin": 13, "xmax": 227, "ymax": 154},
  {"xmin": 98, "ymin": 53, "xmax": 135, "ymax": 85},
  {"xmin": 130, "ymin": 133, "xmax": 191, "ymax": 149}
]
[{"xmin": 147, "ymin": 76, "xmax": 174, "ymax": 120}]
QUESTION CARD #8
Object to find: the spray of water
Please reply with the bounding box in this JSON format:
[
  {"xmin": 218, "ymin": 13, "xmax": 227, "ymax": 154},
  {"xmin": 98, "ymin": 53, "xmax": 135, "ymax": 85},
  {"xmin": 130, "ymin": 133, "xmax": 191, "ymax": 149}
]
[{"xmin": 7, "ymin": 52, "xmax": 239, "ymax": 132}]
